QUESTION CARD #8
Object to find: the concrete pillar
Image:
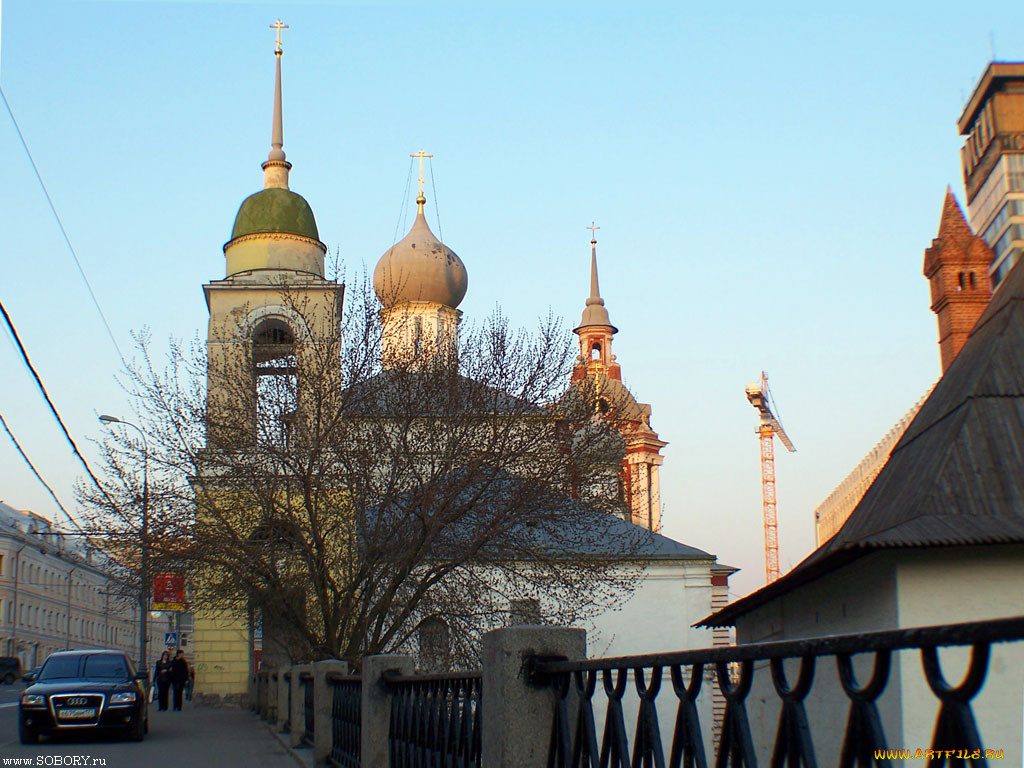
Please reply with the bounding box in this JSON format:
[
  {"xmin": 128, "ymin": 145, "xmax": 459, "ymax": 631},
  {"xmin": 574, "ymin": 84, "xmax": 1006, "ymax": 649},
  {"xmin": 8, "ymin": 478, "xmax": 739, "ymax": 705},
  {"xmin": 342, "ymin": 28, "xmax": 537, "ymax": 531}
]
[
  {"xmin": 361, "ymin": 654, "xmax": 414, "ymax": 767},
  {"xmin": 276, "ymin": 665, "xmax": 291, "ymax": 732},
  {"xmin": 312, "ymin": 660, "xmax": 348, "ymax": 767},
  {"xmin": 289, "ymin": 663, "xmax": 312, "ymax": 747},
  {"xmin": 481, "ymin": 625, "xmax": 586, "ymax": 768},
  {"xmin": 266, "ymin": 670, "xmax": 279, "ymax": 722}
]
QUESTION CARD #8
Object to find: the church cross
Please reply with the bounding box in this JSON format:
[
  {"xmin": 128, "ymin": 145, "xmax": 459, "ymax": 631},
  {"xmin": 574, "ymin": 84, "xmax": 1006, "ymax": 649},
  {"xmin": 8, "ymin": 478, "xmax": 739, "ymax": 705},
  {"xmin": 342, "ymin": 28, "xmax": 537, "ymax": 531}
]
[
  {"xmin": 410, "ymin": 149, "xmax": 434, "ymax": 209},
  {"xmin": 587, "ymin": 221, "xmax": 600, "ymax": 242},
  {"xmin": 270, "ymin": 20, "xmax": 289, "ymax": 54}
]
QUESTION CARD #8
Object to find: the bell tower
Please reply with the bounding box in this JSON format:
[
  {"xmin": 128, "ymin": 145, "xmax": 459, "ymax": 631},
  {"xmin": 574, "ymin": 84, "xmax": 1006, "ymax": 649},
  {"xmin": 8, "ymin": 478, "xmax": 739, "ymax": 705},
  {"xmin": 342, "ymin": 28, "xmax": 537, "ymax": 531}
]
[
  {"xmin": 202, "ymin": 23, "xmax": 343, "ymax": 442},
  {"xmin": 570, "ymin": 225, "xmax": 666, "ymax": 531}
]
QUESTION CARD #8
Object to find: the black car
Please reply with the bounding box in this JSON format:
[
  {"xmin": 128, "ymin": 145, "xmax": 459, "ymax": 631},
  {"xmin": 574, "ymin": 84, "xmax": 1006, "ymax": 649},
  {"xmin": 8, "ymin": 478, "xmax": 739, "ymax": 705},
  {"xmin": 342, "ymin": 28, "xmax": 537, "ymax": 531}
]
[
  {"xmin": 19, "ymin": 650, "xmax": 148, "ymax": 743},
  {"xmin": 0, "ymin": 657, "xmax": 21, "ymax": 684}
]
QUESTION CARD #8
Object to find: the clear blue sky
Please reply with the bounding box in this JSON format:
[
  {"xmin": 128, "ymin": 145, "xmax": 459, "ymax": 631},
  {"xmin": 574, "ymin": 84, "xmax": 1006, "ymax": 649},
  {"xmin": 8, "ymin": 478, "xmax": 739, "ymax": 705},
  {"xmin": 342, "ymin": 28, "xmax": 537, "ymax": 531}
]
[{"xmin": 1, "ymin": 0, "xmax": 1021, "ymax": 601}]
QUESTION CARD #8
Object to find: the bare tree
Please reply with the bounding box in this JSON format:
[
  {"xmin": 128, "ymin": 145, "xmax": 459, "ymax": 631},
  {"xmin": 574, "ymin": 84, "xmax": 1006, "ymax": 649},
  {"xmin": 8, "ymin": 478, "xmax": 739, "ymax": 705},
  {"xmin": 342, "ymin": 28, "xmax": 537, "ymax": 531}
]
[{"xmin": 79, "ymin": 276, "xmax": 651, "ymax": 668}]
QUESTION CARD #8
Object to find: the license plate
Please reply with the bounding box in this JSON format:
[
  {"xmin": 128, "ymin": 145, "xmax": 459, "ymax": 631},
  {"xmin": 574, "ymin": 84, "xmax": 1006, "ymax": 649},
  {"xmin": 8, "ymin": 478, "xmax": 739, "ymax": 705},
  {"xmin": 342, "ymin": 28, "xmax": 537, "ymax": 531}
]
[{"xmin": 58, "ymin": 708, "xmax": 96, "ymax": 720}]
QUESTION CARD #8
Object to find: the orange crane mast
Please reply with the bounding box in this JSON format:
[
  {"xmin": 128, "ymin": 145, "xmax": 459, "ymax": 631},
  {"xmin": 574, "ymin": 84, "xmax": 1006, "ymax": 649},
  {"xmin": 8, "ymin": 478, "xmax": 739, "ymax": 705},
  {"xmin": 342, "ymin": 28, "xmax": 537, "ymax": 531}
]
[{"xmin": 745, "ymin": 372, "xmax": 796, "ymax": 584}]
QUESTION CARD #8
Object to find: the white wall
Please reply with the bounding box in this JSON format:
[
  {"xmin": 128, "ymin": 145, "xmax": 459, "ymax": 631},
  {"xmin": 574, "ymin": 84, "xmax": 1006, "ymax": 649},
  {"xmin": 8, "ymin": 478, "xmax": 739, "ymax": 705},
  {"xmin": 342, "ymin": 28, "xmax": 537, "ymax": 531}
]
[
  {"xmin": 731, "ymin": 545, "xmax": 1024, "ymax": 763},
  {"xmin": 582, "ymin": 558, "xmax": 720, "ymax": 756},
  {"xmin": 896, "ymin": 545, "xmax": 1024, "ymax": 757}
]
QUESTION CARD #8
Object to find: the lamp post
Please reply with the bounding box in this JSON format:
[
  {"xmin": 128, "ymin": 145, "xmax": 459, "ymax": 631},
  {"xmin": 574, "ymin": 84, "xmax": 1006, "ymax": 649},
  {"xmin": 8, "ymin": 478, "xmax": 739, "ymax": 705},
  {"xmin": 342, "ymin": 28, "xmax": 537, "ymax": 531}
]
[{"xmin": 99, "ymin": 415, "xmax": 149, "ymax": 674}]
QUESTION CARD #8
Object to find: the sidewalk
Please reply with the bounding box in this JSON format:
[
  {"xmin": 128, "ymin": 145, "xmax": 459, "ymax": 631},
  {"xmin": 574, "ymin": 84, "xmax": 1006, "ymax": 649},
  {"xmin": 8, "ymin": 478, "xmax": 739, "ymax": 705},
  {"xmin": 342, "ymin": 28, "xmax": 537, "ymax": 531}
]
[{"xmin": 0, "ymin": 704, "xmax": 303, "ymax": 768}]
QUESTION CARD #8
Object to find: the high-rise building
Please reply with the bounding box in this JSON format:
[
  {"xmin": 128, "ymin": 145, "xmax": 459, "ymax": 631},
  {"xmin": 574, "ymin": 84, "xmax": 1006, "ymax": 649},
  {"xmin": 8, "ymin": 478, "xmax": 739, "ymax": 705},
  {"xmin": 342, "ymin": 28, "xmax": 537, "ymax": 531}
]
[{"xmin": 958, "ymin": 62, "xmax": 1024, "ymax": 288}]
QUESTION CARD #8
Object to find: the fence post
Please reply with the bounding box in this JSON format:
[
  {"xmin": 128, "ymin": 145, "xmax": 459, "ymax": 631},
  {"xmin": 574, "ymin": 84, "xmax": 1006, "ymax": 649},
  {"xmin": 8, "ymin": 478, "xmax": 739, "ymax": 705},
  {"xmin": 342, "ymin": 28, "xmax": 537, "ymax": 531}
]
[
  {"xmin": 361, "ymin": 654, "xmax": 414, "ymax": 767},
  {"xmin": 276, "ymin": 665, "xmax": 291, "ymax": 732},
  {"xmin": 266, "ymin": 670, "xmax": 279, "ymax": 722},
  {"xmin": 312, "ymin": 659, "xmax": 348, "ymax": 767},
  {"xmin": 290, "ymin": 663, "xmax": 312, "ymax": 747},
  {"xmin": 481, "ymin": 626, "xmax": 586, "ymax": 768}
]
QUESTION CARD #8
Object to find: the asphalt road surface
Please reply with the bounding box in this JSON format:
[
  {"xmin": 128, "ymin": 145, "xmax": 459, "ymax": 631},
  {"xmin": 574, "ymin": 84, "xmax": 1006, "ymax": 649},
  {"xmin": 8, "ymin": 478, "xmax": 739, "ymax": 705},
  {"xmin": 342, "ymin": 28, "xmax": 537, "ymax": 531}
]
[{"xmin": 0, "ymin": 682, "xmax": 301, "ymax": 768}]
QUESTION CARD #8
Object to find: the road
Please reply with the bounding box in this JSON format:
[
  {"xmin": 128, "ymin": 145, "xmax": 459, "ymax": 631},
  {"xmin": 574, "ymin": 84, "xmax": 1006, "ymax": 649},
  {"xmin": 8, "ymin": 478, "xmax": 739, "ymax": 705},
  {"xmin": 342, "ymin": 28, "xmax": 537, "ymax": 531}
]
[{"xmin": 0, "ymin": 682, "xmax": 301, "ymax": 768}]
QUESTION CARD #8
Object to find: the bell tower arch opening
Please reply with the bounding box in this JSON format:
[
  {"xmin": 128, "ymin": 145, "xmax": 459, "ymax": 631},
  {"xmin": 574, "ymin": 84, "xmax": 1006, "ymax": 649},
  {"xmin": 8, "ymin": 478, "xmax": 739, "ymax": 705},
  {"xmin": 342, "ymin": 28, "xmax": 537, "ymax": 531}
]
[{"xmin": 253, "ymin": 318, "xmax": 297, "ymax": 446}]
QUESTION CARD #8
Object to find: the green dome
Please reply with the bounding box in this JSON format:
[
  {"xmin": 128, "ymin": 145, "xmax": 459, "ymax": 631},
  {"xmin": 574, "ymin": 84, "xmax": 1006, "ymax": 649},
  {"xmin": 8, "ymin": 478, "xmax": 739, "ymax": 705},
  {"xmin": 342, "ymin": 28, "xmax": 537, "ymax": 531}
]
[{"xmin": 231, "ymin": 187, "xmax": 320, "ymax": 241}]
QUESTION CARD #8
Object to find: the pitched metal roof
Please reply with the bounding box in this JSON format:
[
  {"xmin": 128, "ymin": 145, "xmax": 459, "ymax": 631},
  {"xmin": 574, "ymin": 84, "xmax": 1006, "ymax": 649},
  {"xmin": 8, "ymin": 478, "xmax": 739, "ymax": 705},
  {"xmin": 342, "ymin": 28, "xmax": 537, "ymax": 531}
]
[{"xmin": 700, "ymin": 256, "xmax": 1024, "ymax": 627}]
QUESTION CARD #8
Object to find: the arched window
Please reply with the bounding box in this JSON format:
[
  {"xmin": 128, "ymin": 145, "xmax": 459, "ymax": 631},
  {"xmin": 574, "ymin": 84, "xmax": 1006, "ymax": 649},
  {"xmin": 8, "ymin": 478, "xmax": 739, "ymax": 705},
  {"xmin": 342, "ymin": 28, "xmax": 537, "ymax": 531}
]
[
  {"xmin": 957, "ymin": 272, "xmax": 965, "ymax": 290},
  {"xmin": 969, "ymin": 271, "xmax": 976, "ymax": 288},
  {"xmin": 590, "ymin": 342, "xmax": 601, "ymax": 360},
  {"xmin": 253, "ymin": 318, "xmax": 298, "ymax": 447}
]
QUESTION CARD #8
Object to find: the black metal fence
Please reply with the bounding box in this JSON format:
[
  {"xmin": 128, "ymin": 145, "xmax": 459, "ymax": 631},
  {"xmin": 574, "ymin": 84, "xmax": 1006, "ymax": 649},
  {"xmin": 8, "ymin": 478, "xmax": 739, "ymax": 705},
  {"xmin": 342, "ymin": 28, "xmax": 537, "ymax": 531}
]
[
  {"xmin": 300, "ymin": 670, "xmax": 315, "ymax": 747},
  {"xmin": 282, "ymin": 670, "xmax": 292, "ymax": 732},
  {"xmin": 328, "ymin": 672, "xmax": 362, "ymax": 768},
  {"xmin": 526, "ymin": 615, "xmax": 1024, "ymax": 768},
  {"xmin": 386, "ymin": 670, "xmax": 482, "ymax": 768}
]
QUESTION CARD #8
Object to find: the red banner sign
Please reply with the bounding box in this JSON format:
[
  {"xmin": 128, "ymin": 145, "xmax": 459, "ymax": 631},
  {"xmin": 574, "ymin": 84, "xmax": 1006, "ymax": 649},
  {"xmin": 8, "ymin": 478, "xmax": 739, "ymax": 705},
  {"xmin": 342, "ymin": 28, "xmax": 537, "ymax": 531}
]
[{"xmin": 152, "ymin": 574, "xmax": 186, "ymax": 611}]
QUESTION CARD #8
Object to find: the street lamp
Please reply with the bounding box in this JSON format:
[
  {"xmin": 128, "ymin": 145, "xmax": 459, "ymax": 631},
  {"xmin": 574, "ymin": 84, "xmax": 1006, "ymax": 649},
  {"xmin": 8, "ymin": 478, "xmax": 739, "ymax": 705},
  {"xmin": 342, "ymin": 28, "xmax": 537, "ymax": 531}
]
[{"xmin": 98, "ymin": 414, "xmax": 149, "ymax": 674}]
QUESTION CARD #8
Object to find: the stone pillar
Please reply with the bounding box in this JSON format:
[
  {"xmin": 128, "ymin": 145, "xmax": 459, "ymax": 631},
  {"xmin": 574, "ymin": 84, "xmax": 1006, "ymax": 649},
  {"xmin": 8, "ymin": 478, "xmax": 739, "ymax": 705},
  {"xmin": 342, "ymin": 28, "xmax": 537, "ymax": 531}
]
[
  {"xmin": 290, "ymin": 663, "xmax": 312, "ymax": 747},
  {"xmin": 266, "ymin": 670, "xmax": 278, "ymax": 722},
  {"xmin": 276, "ymin": 665, "xmax": 290, "ymax": 732},
  {"xmin": 481, "ymin": 626, "xmax": 586, "ymax": 768},
  {"xmin": 312, "ymin": 660, "xmax": 348, "ymax": 767},
  {"xmin": 361, "ymin": 654, "xmax": 414, "ymax": 767}
]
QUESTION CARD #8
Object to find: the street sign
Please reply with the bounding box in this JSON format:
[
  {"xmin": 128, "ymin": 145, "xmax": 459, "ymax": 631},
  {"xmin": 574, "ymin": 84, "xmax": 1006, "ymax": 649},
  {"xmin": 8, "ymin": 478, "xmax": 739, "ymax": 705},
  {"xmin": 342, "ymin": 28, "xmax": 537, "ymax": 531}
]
[
  {"xmin": 153, "ymin": 574, "xmax": 186, "ymax": 611},
  {"xmin": 165, "ymin": 632, "xmax": 178, "ymax": 648}
]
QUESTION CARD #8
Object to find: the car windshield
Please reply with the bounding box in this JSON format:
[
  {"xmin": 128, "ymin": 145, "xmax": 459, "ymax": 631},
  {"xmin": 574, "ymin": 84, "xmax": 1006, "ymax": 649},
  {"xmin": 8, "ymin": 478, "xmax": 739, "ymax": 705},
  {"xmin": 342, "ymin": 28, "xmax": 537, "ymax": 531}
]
[
  {"xmin": 83, "ymin": 655, "xmax": 130, "ymax": 680},
  {"xmin": 39, "ymin": 655, "xmax": 131, "ymax": 681},
  {"xmin": 38, "ymin": 656, "xmax": 80, "ymax": 681}
]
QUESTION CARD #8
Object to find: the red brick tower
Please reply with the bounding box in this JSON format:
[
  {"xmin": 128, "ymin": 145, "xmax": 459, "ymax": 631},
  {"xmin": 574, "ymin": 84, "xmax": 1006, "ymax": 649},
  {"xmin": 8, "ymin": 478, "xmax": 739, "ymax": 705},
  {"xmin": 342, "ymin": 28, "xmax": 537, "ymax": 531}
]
[
  {"xmin": 923, "ymin": 189, "xmax": 994, "ymax": 373},
  {"xmin": 571, "ymin": 227, "xmax": 666, "ymax": 531}
]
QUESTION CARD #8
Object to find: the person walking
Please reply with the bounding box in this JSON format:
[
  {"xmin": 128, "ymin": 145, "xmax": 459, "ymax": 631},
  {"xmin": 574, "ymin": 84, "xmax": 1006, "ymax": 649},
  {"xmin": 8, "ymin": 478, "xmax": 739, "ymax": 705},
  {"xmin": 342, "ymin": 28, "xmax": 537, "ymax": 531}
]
[
  {"xmin": 170, "ymin": 649, "xmax": 189, "ymax": 711},
  {"xmin": 152, "ymin": 651, "xmax": 173, "ymax": 711},
  {"xmin": 185, "ymin": 664, "xmax": 195, "ymax": 702}
]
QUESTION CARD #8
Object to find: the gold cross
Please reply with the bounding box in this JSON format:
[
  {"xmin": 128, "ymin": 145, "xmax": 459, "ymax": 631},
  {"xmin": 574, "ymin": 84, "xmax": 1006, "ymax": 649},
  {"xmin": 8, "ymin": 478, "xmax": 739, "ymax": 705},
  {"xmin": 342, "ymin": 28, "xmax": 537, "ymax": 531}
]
[
  {"xmin": 587, "ymin": 221, "xmax": 600, "ymax": 242},
  {"xmin": 410, "ymin": 149, "xmax": 434, "ymax": 209},
  {"xmin": 270, "ymin": 20, "xmax": 289, "ymax": 54}
]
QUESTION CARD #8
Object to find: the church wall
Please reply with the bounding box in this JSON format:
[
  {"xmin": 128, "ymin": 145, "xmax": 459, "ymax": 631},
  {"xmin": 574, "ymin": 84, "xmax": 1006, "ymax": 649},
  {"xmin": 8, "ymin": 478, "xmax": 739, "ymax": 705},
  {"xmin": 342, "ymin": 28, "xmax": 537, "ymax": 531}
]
[
  {"xmin": 895, "ymin": 545, "xmax": 1024, "ymax": 756},
  {"xmin": 585, "ymin": 559, "xmax": 718, "ymax": 752},
  {"xmin": 193, "ymin": 608, "xmax": 250, "ymax": 698},
  {"xmin": 733, "ymin": 552, "xmax": 902, "ymax": 763}
]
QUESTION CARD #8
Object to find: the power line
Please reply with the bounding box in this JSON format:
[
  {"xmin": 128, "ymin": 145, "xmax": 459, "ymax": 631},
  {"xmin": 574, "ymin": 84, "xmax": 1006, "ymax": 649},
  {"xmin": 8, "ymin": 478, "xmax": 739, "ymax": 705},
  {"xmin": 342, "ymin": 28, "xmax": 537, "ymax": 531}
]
[
  {"xmin": 0, "ymin": 298, "xmax": 117, "ymax": 523},
  {"xmin": 0, "ymin": 84, "xmax": 127, "ymax": 367},
  {"xmin": 0, "ymin": 411, "xmax": 77, "ymax": 529}
]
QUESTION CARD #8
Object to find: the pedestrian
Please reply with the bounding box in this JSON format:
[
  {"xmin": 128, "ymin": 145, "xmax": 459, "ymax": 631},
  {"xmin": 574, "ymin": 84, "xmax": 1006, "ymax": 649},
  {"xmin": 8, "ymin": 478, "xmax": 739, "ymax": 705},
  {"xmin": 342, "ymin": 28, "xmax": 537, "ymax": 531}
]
[
  {"xmin": 170, "ymin": 649, "xmax": 189, "ymax": 711},
  {"xmin": 153, "ymin": 650, "xmax": 173, "ymax": 711},
  {"xmin": 185, "ymin": 664, "xmax": 195, "ymax": 702}
]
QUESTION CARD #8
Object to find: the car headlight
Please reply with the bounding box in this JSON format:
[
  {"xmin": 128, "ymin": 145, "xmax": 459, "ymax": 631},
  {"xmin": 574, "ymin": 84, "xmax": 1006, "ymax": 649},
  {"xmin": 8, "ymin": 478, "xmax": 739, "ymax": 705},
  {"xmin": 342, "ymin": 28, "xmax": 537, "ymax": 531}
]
[
  {"xmin": 109, "ymin": 692, "xmax": 136, "ymax": 704},
  {"xmin": 20, "ymin": 694, "xmax": 44, "ymax": 706}
]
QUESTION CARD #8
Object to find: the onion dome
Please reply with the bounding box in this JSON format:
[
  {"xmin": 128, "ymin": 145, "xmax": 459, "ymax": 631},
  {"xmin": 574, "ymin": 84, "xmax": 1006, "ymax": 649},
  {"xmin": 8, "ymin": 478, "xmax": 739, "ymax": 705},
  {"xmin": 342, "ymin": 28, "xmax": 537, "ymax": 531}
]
[
  {"xmin": 374, "ymin": 206, "xmax": 468, "ymax": 309},
  {"xmin": 231, "ymin": 187, "xmax": 320, "ymax": 240}
]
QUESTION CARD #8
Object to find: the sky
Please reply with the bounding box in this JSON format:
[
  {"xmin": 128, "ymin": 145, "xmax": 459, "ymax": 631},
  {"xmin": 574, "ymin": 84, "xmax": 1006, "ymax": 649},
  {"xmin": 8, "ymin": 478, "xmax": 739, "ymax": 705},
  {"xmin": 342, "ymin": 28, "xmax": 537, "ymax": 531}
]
[{"xmin": 0, "ymin": 0, "xmax": 1020, "ymax": 603}]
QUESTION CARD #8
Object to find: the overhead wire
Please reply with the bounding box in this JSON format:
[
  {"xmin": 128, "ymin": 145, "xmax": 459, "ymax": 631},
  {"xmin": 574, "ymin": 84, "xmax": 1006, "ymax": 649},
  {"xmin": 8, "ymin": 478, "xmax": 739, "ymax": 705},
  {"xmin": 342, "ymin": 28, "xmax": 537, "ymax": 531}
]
[
  {"xmin": 0, "ymin": 298, "xmax": 121, "ymax": 523},
  {"xmin": 428, "ymin": 157, "xmax": 443, "ymax": 244},
  {"xmin": 0, "ymin": 410, "xmax": 78, "ymax": 529},
  {"xmin": 0, "ymin": 85, "xmax": 127, "ymax": 368}
]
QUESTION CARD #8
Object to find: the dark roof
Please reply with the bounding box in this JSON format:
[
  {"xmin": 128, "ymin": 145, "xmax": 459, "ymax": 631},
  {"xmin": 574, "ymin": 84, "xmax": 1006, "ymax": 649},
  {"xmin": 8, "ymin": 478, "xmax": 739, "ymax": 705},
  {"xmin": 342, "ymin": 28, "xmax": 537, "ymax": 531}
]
[
  {"xmin": 700, "ymin": 256, "xmax": 1024, "ymax": 627},
  {"xmin": 363, "ymin": 469, "xmax": 714, "ymax": 563}
]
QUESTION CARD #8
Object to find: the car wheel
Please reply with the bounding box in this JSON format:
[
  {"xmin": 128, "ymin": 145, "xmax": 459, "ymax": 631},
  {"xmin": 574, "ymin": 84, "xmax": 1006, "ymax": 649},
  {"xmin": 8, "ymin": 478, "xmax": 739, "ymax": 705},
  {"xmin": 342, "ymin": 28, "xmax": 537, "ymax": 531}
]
[
  {"xmin": 127, "ymin": 715, "xmax": 145, "ymax": 742},
  {"xmin": 144, "ymin": 716, "xmax": 149, "ymax": 734},
  {"xmin": 19, "ymin": 723, "xmax": 38, "ymax": 744}
]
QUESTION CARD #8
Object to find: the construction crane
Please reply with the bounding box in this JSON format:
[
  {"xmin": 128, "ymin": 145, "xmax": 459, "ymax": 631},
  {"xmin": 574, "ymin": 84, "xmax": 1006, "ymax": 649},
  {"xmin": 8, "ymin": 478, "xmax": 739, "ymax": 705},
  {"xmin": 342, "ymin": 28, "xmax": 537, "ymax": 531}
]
[{"xmin": 745, "ymin": 372, "xmax": 796, "ymax": 584}]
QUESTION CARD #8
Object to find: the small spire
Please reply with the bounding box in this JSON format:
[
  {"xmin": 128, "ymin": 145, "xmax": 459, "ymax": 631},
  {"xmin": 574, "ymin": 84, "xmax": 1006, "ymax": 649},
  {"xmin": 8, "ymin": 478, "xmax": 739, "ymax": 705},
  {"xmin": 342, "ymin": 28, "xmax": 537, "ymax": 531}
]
[
  {"xmin": 574, "ymin": 222, "xmax": 617, "ymax": 333},
  {"xmin": 410, "ymin": 149, "xmax": 434, "ymax": 214},
  {"xmin": 263, "ymin": 20, "xmax": 292, "ymax": 189},
  {"xmin": 586, "ymin": 222, "xmax": 603, "ymax": 307},
  {"xmin": 937, "ymin": 186, "xmax": 972, "ymax": 245}
]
